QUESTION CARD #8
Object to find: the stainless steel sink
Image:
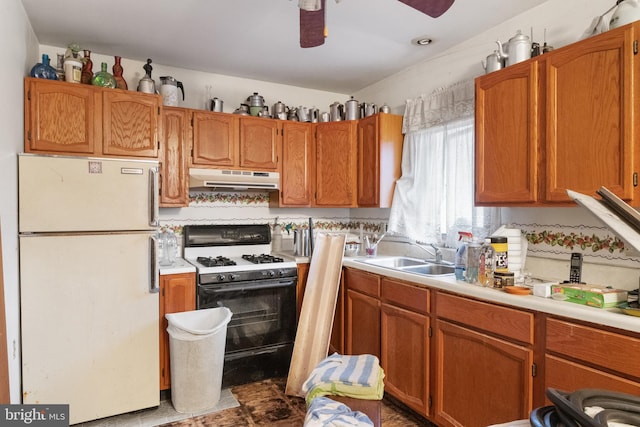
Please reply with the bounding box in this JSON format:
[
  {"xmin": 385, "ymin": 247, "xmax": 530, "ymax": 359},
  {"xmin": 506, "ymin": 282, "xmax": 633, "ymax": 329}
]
[
  {"xmin": 358, "ymin": 256, "xmax": 428, "ymax": 269},
  {"xmin": 400, "ymin": 264, "xmax": 455, "ymax": 276},
  {"xmin": 355, "ymin": 256, "xmax": 455, "ymax": 276}
]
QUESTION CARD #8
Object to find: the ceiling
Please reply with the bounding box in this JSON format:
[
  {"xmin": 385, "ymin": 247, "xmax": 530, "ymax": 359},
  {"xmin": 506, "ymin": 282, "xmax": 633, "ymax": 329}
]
[{"xmin": 21, "ymin": 0, "xmax": 549, "ymax": 94}]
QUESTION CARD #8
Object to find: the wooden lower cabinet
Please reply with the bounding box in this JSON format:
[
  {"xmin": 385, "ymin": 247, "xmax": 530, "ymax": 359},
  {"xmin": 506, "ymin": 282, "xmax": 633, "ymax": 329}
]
[
  {"xmin": 330, "ymin": 275, "xmax": 344, "ymax": 355},
  {"xmin": 296, "ymin": 263, "xmax": 310, "ymax": 321},
  {"xmin": 344, "ymin": 268, "xmax": 380, "ymax": 358},
  {"xmin": 159, "ymin": 272, "xmax": 196, "ymax": 391},
  {"xmin": 380, "ymin": 278, "xmax": 430, "ymax": 417},
  {"xmin": 434, "ymin": 320, "xmax": 534, "ymax": 427},
  {"xmin": 544, "ymin": 317, "xmax": 640, "ymax": 400},
  {"xmin": 434, "ymin": 292, "xmax": 534, "ymax": 427}
]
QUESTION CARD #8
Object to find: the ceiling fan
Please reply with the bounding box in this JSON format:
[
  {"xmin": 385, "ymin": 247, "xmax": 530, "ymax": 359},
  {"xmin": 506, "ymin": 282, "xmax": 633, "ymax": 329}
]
[{"xmin": 299, "ymin": 0, "xmax": 455, "ymax": 48}]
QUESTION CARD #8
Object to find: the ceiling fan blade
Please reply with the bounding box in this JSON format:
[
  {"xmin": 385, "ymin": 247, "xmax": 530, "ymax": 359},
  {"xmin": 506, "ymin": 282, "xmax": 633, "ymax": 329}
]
[
  {"xmin": 300, "ymin": 0, "xmax": 325, "ymax": 48},
  {"xmin": 398, "ymin": 0, "xmax": 454, "ymax": 18}
]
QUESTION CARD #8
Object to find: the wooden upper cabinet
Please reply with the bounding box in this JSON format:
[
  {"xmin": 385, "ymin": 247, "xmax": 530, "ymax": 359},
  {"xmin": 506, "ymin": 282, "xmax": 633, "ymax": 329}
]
[
  {"xmin": 24, "ymin": 78, "xmax": 97, "ymax": 155},
  {"xmin": 475, "ymin": 21, "xmax": 640, "ymax": 206},
  {"xmin": 357, "ymin": 113, "xmax": 403, "ymax": 207},
  {"xmin": 160, "ymin": 107, "xmax": 189, "ymax": 207},
  {"xmin": 239, "ymin": 116, "xmax": 279, "ymax": 171},
  {"xmin": 315, "ymin": 121, "xmax": 358, "ymax": 207},
  {"xmin": 102, "ymin": 90, "xmax": 160, "ymax": 158},
  {"xmin": 24, "ymin": 77, "xmax": 162, "ymax": 159},
  {"xmin": 545, "ymin": 23, "xmax": 636, "ymax": 203},
  {"xmin": 475, "ymin": 60, "xmax": 540, "ymax": 205},
  {"xmin": 279, "ymin": 121, "xmax": 314, "ymax": 207},
  {"xmin": 191, "ymin": 111, "xmax": 238, "ymax": 167}
]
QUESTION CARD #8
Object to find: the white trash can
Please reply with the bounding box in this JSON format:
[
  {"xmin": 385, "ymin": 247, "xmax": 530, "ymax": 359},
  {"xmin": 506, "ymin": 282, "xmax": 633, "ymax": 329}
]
[{"xmin": 166, "ymin": 307, "xmax": 232, "ymax": 413}]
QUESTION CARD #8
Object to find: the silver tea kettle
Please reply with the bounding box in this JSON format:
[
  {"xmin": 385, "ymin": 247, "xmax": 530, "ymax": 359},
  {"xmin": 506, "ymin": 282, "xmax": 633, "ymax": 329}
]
[
  {"xmin": 482, "ymin": 50, "xmax": 504, "ymax": 74},
  {"xmin": 137, "ymin": 58, "xmax": 156, "ymax": 94},
  {"xmin": 496, "ymin": 30, "xmax": 531, "ymax": 66},
  {"xmin": 159, "ymin": 76, "xmax": 185, "ymax": 106},
  {"xmin": 610, "ymin": 0, "xmax": 640, "ymax": 29}
]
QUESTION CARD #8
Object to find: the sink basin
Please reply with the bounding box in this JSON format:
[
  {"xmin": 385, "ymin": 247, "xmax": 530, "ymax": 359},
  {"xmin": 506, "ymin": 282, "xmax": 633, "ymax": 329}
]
[
  {"xmin": 356, "ymin": 256, "xmax": 455, "ymax": 276},
  {"xmin": 358, "ymin": 257, "xmax": 427, "ymax": 269},
  {"xmin": 400, "ymin": 264, "xmax": 455, "ymax": 276}
]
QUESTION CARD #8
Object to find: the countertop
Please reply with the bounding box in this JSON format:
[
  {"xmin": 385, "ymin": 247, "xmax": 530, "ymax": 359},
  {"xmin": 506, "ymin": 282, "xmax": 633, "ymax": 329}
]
[
  {"xmin": 342, "ymin": 256, "xmax": 640, "ymax": 334},
  {"xmin": 159, "ymin": 257, "xmax": 196, "ymax": 275}
]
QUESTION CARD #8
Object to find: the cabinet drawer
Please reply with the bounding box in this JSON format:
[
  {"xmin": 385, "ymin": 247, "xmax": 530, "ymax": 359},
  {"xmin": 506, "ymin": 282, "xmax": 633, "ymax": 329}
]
[
  {"xmin": 436, "ymin": 292, "xmax": 534, "ymax": 344},
  {"xmin": 546, "ymin": 318, "xmax": 640, "ymax": 379},
  {"xmin": 381, "ymin": 278, "xmax": 429, "ymax": 314},
  {"xmin": 545, "ymin": 354, "xmax": 640, "ymax": 398},
  {"xmin": 344, "ymin": 268, "xmax": 380, "ymax": 298}
]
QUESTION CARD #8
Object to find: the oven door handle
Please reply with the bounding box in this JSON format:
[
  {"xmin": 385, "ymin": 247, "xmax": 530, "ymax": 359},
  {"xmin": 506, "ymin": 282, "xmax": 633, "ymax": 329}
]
[{"xmin": 200, "ymin": 280, "xmax": 296, "ymax": 293}]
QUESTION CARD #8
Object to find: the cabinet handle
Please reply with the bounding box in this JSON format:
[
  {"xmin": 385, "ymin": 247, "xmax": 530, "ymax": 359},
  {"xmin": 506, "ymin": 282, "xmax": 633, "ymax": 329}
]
[{"xmin": 635, "ymin": 40, "xmax": 638, "ymax": 55}]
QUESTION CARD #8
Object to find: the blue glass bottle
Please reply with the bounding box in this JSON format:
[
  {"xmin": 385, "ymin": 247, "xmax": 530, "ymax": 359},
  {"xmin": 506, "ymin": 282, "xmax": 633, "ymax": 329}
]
[{"xmin": 30, "ymin": 54, "xmax": 58, "ymax": 80}]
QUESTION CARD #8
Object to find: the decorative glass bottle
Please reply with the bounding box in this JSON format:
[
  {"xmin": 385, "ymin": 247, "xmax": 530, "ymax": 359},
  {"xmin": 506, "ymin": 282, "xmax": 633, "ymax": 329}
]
[
  {"xmin": 112, "ymin": 56, "xmax": 128, "ymax": 90},
  {"xmin": 30, "ymin": 54, "xmax": 58, "ymax": 80},
  {"xmin": 55, "ymin": 53, "xmax": 65, "ymax": 81},
  {"xmin": 91, "ymin": 62, "xmax": 116, "ymax": 88},
  {"xmin": 81, "ymin": 49, "xmax": 93, "ymax": 84}
]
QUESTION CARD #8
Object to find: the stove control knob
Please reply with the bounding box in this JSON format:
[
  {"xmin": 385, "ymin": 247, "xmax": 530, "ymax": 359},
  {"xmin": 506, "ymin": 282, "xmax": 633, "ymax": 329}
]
[
  {"xmin": 217, "ymin": 274, "xmax": 226, "ymax": 282},
  {"xmin": 278, "ymin": 270, "xmax": 285, "ymax": 277},
  {"xmin": 268, "ymin": 270, "xmax": 276, "ymax": 278},
  {"xmin": 229, "ymin": 273, "xmax": 238, "ymax": 281}
]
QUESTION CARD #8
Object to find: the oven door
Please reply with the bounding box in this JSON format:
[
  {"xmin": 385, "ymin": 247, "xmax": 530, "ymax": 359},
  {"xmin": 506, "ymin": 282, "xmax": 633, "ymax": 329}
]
[{"xmin": 197, "ymin": 278, "xmax": 297, "ymax": 353}]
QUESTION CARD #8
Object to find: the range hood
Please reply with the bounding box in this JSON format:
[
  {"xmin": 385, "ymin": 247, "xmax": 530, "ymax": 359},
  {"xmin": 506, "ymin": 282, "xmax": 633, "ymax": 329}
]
[{"xmin": 189, "ymin": 168, "xmax": 279, "ymax": 191}]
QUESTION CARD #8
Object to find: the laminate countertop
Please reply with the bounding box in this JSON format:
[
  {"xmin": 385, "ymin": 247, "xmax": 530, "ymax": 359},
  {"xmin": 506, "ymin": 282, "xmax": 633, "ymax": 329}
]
[
  {"xmin": 342, "ymin": 256, "xmax": 640, "ymax": 335},
  {"xmin": 159, "ymin": 257, "xmax": 196, "ymax": 275}
]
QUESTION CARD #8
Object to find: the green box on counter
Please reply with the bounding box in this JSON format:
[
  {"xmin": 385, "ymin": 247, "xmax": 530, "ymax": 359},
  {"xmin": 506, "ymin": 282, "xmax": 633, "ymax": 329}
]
[{"xmin": 551, "ymin": 283, "xmax": 628, "ymax": 308}]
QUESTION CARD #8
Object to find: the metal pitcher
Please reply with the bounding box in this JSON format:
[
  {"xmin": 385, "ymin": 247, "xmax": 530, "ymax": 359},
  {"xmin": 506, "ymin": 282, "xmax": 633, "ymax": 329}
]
[
  {"xmin": 345, "ymin": 96, "xmax": 359, "ymax": 120},
  {"xmin": 159, "ymin": 76, "xmax": 185, "ymax": 107},
  {"xmin": 329, "ymin": 102, "xmax": 344, "ymax": 121},
  {"xmin": 294, "ymin": 229, "xmax": 310, "ymax": 257},
  {"xmin": 210, "ymin": 97, "xmax": 223, "ymax": 112}
]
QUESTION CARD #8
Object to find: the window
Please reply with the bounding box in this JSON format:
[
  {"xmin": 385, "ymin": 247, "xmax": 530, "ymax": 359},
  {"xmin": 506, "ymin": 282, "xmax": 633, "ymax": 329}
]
[{"xmin": 388, "ymin": 81, "xmax": 500, "ymax": 248}]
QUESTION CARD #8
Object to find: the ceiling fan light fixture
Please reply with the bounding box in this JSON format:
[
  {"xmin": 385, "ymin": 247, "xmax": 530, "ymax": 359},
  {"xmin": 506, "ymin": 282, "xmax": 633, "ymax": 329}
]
[
  {"xmin": 413, "ymin": 37, "xmax": 433, "ymax": 46},
  {"xmin": 299, "ymin": 0, "xmax": 322, "ymax": 11}
]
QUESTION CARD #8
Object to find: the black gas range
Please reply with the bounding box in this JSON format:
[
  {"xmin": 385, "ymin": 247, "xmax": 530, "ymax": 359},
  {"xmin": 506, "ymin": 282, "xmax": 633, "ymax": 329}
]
[{"xmin": 182, "ymin": 224, "xmax": 298, "ymax": 387}]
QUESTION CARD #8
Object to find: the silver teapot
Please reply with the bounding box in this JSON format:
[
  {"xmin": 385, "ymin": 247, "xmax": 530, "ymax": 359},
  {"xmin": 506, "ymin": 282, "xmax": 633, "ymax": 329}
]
[
  {"xmin": 496, "ymin": 30, "xmax": 531, "ymax": 67},
  {"xmin": 345, "ymin": 96, "xmax": 359, "ymax": 120}
]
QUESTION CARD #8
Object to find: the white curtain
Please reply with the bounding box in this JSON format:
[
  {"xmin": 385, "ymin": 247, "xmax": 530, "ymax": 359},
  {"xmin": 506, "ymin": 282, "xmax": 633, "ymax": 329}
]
[{"xmin": 388, "ymin": 80, "xmax": 500, "ymax": 247}]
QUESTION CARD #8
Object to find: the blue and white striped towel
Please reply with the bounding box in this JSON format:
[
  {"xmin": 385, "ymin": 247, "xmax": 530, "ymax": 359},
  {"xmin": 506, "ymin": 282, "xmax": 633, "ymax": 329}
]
[
  {"xmin": 304, "ymin": 396, "xmax": 374, "ymax": 427},
  {"xmin": 302, "ymin": 353, "xmax": 384, "ymax": 402}
]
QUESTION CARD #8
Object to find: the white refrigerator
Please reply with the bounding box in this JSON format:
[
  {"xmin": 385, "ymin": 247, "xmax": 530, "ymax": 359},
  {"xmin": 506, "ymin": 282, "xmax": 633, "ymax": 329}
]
[{"xmin": 18, "ymin": 153, "xmax": 160, "ymax": 424}]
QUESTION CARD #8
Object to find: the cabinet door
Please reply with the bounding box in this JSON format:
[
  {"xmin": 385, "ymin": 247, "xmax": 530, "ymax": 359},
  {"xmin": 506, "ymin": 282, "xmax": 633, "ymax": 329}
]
[
  {"xmin": 346, "ymin": 289, "xmax": 380, "ymax": 358},
  {"xmin": 239, "ymin": 116, "xmax": 279, "ymax": 170},
  {"xmin": 159, "ymin": 273, "xmax": 196, "ymax": 390},
  {"xmin": 545, "ymin": 24, "xmax": 636, "ymax": 202},
  {"xmin": 475, "ymin": 60, "xmax": 540, "ymax": 205},
  {"xmin": 102, "ymin": 90, "xmax": 160, "ymax": 158},
  {"xmin": 280, "ymin": 122, "xmax": 314, "ymax": 206},
  {"xmin": 434, "ymin": 320, "xmax": 533, "ymax": 427},
  {"xmin": 357, "ymin": 114, "xmax": 403, "ymax": 208},
  {"xmin": 24, "ymin": 78, "xmax": 97, "ymax": 155},
  {"xmin": 191, "ymin": 111, "xmax": 238, "ymax": 167},
  {"xmin": 381, "ymin": 303, "xmax": 429, "ymax": 417},
  {"xmin": 330, "ymin": 275, "xmax": 344, "ymax": 355},
  {"xmin": 160, "ymin": 107, "xmax": 189, "ymax": 207},
  {"xmin": 345, "ymin": 267, "xmax": 380, "ymax": 357},
  {"xmin": 315, "ymin": 121, "xmax": 357, "ymax": 207}
]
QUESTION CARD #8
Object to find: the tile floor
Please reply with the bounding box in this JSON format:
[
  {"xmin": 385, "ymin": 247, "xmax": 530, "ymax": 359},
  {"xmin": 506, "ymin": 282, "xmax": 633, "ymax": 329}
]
[{"xmin": 161, "ymin": 377, "xmax": 434, "ymax": 426}]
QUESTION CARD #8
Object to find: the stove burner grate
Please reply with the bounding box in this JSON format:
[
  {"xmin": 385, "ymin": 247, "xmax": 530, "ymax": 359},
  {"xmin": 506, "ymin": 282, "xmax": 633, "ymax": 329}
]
[
  {"xmin": 197, "ymin": 256, "xmax": 237, "ymax": 267},
  {"xmin": 242, "ymin": 254, "xmax": 285, "ymax": 264}
]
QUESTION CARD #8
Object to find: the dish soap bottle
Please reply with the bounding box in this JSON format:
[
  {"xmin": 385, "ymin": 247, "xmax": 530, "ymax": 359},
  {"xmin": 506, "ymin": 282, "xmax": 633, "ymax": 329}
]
[{"xmin": 454, "ymin": 231, "xmax": 473, "ymax": 281}]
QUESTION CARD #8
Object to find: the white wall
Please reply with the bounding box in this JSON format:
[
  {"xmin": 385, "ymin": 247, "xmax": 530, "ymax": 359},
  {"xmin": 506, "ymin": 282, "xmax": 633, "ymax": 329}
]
[
  {"xmin": 1, "ymin": 0, "xmax": 39, "ymax": 403},
  {"xmin": 39, "ymin": 45, "xmax": 349, "ymax": 113},
  {"xmin": 354, "ymin": 0, "xmax": 612, "ymax": 112}
]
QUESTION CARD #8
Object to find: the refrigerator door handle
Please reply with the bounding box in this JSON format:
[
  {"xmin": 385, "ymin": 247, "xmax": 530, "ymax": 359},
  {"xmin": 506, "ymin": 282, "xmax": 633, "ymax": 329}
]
[
  {"xmin": 149, "ymin": 167, "xmax": 159, "ymax": 227},
  {"xmin": 149, "ymin": 235, "xmax": 159, "ymax": 293}
]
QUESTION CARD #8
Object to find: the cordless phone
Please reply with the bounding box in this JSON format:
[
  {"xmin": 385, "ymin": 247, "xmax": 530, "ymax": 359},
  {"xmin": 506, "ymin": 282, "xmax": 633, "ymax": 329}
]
[{"xmin": 569, "ymin": 253, "xmax": 583, "ymax": 283}]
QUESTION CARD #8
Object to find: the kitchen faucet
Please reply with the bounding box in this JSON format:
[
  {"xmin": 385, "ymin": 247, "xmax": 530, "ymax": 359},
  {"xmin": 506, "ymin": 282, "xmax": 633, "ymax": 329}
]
[{"xmin": 415, "ymin": 241, "xmax": 443, "ymax": 263}]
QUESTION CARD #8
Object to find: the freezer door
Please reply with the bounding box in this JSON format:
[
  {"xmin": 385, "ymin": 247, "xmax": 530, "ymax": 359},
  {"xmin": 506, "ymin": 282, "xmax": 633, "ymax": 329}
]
[
  {"xmin": 18, "ymin": 154, "xmax": 159, "ymax": 232},
  {"xmin": 20, "ymin": 232, "xmax": 159, "ymax": 424}
]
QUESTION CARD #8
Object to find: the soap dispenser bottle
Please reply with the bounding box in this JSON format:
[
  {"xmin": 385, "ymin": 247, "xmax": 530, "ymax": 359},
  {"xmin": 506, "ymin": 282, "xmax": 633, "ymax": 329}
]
[{"xmin": 454, "ymin": 231, "xmax": 473, "ymax": 281}]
